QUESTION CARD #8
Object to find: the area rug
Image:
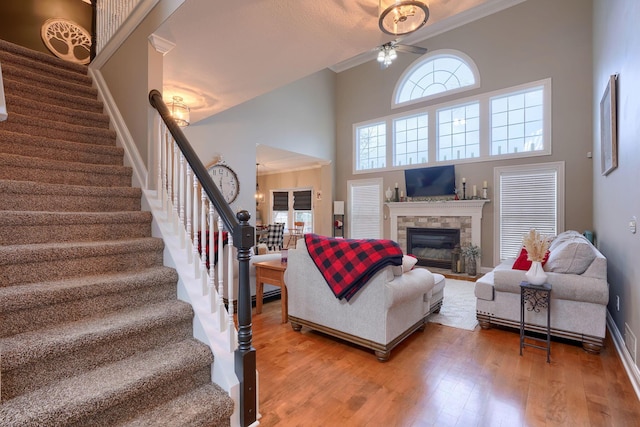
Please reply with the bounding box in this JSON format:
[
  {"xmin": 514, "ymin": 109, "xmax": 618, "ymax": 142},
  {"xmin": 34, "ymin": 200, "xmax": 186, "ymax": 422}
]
[{"xmin": 428, "ymin": 278, "xmax": 479, "ymax": 331}]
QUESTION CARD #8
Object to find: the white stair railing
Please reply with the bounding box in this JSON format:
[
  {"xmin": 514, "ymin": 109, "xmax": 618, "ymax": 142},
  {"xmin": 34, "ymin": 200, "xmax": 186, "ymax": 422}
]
[{"xmin": 95, "ymin": 0, "xmax": 143, "ymax": 55}]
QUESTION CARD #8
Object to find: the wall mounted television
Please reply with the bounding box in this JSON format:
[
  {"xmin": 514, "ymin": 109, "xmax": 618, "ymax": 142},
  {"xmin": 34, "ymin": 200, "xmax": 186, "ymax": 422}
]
[{"xmin": 404, "ymin": 165, "xmax": 456, "ymax": 198}]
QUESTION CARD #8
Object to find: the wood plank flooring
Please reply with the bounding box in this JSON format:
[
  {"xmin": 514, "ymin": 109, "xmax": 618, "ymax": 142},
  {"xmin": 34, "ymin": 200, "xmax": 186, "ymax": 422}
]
[{"xmin": 251, "ymin": 300, "xmax": 640, "ymax": 426}]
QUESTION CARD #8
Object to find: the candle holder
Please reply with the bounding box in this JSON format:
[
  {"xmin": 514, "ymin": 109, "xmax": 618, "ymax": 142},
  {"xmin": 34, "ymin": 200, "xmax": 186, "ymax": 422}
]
[
  {"xmin": 394, "ymin": 187, "xmax": 399, "ymax": 202},
  {"xmin": 482, "ymin": 186, "xmax": 488, "ymax": 199},
  {"xmin": 462, "ymin": 182, "xmax": 466, "ymax": 200}
]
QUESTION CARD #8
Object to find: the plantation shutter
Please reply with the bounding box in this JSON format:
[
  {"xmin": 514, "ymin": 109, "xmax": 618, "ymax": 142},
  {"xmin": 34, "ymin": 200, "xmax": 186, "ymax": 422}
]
[
  {"xmin": 498, "ymin": 166, "xmax": 559, "ymax": 260},
  {"xmin": 293, "ymin": 190, "xmax": 312, "ymax": 210},
  {"xmin": 348, "ymin": 179, "xmax": 382, "ymax": 239},
  {"xmin": 272, "ymin": 191, "xmax": 289, "ymax": 211}
]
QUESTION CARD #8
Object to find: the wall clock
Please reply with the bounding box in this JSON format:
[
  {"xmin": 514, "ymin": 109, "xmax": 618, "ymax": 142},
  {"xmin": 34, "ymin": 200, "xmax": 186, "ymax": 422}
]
[{"xmin": 207, "ymin": 161, "xmax": 239, "ymax": 204}]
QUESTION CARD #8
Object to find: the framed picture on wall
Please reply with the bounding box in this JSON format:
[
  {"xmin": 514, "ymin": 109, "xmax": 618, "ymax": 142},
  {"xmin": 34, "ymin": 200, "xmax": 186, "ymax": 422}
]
[{"xmin": 600, "ymin": 74, "xmax": 618, "ymax": 176}]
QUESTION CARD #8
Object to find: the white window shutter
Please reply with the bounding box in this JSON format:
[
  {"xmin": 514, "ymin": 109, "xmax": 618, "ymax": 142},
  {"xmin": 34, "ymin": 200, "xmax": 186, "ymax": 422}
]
[
  {"xmin": 348, "ymin": 179, "xmax": 382, "ymax": 239},
  {"xmin": 496, "ymin": 163, "xmax": 564, "ymax": 261}
]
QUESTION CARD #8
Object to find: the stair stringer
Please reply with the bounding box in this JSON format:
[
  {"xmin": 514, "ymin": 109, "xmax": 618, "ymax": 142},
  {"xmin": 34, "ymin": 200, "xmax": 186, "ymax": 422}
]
[{"xmin": 88, "ymin": 67, "xmax": 243, "ymax": 426}]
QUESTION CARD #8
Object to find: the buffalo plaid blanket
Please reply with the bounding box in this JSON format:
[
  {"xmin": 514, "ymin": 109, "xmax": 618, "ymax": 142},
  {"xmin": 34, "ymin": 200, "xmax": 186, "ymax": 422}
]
[
  {"xmin": 197, "ymin": 231, "xmax": 228, "ymax": 269},
  {"xmin": 305, "ymin": 234, "xmax": 403, "ymax": 301}
]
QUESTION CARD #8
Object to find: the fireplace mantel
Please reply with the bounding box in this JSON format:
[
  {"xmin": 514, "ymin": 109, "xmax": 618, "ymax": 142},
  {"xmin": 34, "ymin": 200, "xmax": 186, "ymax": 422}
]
[{"xmin": 387, "ymin": 200, "xmax": 489, "ymax": 247}]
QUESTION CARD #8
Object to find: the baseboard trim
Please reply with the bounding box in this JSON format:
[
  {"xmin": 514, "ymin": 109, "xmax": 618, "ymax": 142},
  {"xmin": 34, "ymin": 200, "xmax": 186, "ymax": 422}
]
[{"xmin": 607, "ymin": 311, "xmax": 640, "ymax": 400}]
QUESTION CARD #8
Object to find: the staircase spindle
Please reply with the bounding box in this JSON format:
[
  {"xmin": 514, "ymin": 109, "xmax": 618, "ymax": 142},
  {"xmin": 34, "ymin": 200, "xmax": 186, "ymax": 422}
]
[
  {"xmin": 192, "ymin": 174, "xmax": 200, "ymax": 277},
  {"xmin": 217, "ymin": 216, "xmax": 227, "ymax": 329},
  {"xmin": 200, "ymin": 188, "xmax": 208, "ymax": 291},
  {"xmin": 208, "ymin": 201, "xmax": 218, "ymax": 312},
  {"xmin": 178, "ymin": 154, "xmax": 186, "ymax": 248},
  {"xmin": 185, "ymin": 165, "xmax": 193, "ymax": 263}
]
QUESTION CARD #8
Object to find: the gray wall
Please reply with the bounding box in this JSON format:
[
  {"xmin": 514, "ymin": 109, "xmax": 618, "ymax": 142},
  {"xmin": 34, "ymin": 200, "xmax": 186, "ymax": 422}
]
[
  {"xmin": 183, "ymin": 69, "xmax": 336, "ymax": 234},
  {"xmin": 593, "ymin": 0, "xmax": 640, "ymax": 364},
  {"xmin": 335, "ymin": 0, "xmax": 593, "ymax": 268}
]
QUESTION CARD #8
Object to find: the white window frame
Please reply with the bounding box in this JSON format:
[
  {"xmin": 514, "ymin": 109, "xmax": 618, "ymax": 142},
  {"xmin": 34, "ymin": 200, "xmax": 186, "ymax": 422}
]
[
  {"xmin": 354, "ymin": 121, "xmax": 387, "ymax": 172},
  {"xmin": 347, "ymin": 178, "xmax": 383, "ymax": 239},
  {"xmin": 393, "ymin": 49, "xmax": 481, "ymax": 109},
  {"xmin": 269, "ymin": 188, "xmax": 314, "ymax": 234},
  {"xmin": 352, "ymin": 78, "xmax": 552, "ymax": 174},
  {"xmin": 493, "ymin": 161, "xmax": 565, "ymax": 264}
]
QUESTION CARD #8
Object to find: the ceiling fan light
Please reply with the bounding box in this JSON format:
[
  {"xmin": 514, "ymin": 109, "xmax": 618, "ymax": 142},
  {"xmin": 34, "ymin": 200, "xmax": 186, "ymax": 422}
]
[
  {"xmin": 377, "ymin": 50, "xmax": 386, "ymax": 62},
  {"xmin": 389, "ymin": 47, "xmax": 398, "ymax": 60},
  {"xmin": 170, "ymin": 95, "xmax": 190, "ymax": 127},
  {"xmin": 379, "ymin": 0, "xmax": 429, "ymax": 36}
]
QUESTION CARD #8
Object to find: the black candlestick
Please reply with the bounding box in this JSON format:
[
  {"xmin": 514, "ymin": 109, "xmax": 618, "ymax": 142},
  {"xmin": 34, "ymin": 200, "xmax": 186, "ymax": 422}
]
[
  {"xmin": 462, "ymin": 182, "xmax": 466, "ymax": 200},
  {"xmin": 394, "ymin": 187, "xmax": 399, "ymax": 202}
]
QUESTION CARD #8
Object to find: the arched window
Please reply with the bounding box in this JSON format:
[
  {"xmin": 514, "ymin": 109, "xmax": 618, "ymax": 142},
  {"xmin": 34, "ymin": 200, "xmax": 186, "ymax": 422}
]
[{"xmin": 393, "ymin": 50, "xmax": 480, "ymax": 107}]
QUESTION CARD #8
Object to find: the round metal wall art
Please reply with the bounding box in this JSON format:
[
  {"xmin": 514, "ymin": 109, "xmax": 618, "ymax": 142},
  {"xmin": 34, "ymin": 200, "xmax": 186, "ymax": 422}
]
[{"xmin": 41, "ymin": 18, "xmax": 91, "ymax": 65}]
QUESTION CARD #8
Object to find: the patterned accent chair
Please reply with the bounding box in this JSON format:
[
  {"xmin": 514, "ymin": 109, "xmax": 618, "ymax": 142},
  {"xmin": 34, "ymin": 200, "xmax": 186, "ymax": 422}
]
[{"xmin": 260, "ymin": 223, "xmax": 284, "ymax": 251}]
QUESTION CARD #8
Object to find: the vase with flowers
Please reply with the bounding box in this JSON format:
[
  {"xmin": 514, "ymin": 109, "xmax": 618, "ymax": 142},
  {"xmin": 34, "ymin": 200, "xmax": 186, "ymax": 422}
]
[{"xmin": 522, "ymin": 229, "xmax": 551, "ymax": 285}]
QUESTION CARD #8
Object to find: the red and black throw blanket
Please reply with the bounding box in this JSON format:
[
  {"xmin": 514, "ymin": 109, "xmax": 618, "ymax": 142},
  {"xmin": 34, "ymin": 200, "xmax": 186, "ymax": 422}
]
[
  {"xmin": 305, "ymin": 234, "xmax": 403, "ymax": 301},
  {"xmin": 197, "ymin": 231, "xmax": 228, "ymax": 269}
]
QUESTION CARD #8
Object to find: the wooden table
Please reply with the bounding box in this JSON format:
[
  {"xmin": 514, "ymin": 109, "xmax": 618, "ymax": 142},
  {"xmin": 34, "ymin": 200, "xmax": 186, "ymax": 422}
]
[{"xmin": 254, "ymin": 259, "xmax": 288, "ymax": 323}]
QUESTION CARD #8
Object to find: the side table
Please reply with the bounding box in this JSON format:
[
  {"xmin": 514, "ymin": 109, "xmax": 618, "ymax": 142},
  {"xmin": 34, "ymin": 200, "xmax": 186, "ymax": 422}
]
[
  {"xmin": 520, "ymin": 281, "xmax": 552, "ymax": 363},
  {"xmin": 254, "ymin": 259, "xmax": 288, "ymax": 323}
]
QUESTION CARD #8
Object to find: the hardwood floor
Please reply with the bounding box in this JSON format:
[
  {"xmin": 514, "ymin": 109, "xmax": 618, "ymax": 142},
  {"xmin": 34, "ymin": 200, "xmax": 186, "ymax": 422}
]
[{"xmin": 251, "ymin": 300, "xmax": 640, "ymax": 426}]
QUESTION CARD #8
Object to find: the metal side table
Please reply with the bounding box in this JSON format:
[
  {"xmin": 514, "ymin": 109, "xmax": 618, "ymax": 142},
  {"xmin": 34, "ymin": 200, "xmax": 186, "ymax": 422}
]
[{"xmin": 520, "ymin": 281, "xmax": 552, "ymax": 363}]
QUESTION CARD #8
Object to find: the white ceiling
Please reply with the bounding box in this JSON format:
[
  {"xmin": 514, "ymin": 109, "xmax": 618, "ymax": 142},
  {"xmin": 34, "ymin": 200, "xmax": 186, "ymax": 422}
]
[{"xmin": 154, "ymin": 0, "xmax": 525, "ymax": 171}]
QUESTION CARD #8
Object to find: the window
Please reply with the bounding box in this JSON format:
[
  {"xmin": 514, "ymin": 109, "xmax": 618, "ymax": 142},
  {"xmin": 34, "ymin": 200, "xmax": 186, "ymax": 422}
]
[
  {"xmin": 393, "ymin": 113, "xmax": 428, "ymax": 167},
  {"xmin": 394, "ymin": 50, "xmax": 480, "ymax": 107},
  {"xmin": 270, "ymin": 189, "xmax": 313, "ymax": 233},
  {"xmin": 494, "ymin": 162, "xmax": 565, "ymax": 262},
  {"xmin": 348, "ymin": 178, "xmax": 383, "ymax": 239},
  {"xmin": 437, "ymin": 102, "xmax": 480, "ymax": 161},
  {"xmin": 355, "ymin": 122, "xmax": 386, "ymax": 171},
  {"xmin": 491, "ymin": 86, "xmax": 544, "ymax": 155},
  {"xmin": 352, "ymin": 78, "xmax": 551, "ymax": 173}
]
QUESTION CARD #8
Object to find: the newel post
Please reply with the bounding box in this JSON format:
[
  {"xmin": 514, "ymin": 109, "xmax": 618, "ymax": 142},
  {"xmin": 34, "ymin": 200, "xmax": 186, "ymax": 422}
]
[{"xmin": 234, "ymin": 210, "xmax": 256, "ymax": 426}]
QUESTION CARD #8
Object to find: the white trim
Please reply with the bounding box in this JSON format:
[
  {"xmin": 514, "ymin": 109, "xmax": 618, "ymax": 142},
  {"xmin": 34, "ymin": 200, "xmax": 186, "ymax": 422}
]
[
  {"xmin": 148, "ymin": 33, "xmax": 176, "ymax": 55},
  {"xmin": 0, "ymin": 61, "xmax": 7, "ymax": 121},
  {"xmin": 392, "ymin": 49, "xmax": 481, "ymax": 109},
  {"xmin": 347, "ymin": 178, "xmax": 384, "ymax": 239},
  {"xmin": 607, "ymin": 312, "xmax": 640, "ymax": 400},
  {"xmin": 89, "ymin": 68, "xmax": 148, "ymax": 189}
]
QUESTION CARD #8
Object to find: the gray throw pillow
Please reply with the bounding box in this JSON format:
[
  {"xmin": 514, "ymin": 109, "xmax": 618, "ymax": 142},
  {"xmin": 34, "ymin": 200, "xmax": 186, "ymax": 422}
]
[{"xmin": 546, "ymin": 239, "xmax": 596, "ymax": 275}]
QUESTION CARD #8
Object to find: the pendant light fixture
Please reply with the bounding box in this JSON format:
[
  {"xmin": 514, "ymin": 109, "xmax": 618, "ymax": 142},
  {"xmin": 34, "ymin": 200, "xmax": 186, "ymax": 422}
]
[
  {"xmin": 379, "ymin": 0, "xmax": 429, "ymax": 36},
  {"xmin": 170, "ymin": 95, "xmax": 190, "ymax": 127}
]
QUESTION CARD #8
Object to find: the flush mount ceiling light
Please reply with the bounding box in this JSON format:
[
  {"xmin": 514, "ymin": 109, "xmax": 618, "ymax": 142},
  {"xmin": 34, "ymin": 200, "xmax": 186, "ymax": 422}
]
[
  {"xmin": 379, "ymin": 0, "xmax": 429, "ymax": 36},
  {"xmin": 170, "ymin": 95, "xmax": 190, "ymax": 127}
]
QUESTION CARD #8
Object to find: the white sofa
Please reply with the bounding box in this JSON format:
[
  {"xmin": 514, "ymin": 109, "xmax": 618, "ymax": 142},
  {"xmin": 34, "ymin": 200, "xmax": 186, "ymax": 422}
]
[
  {"xmin": 284, "ymin": 239, "xmax": 443, "ymax": 361},
  {"xmin": 219, "ymin": 248, "xmax": 282, "ymax": 303},
  {"xmin": 475, "ymin": 231, "xmax": 609, "ymax": 353}
]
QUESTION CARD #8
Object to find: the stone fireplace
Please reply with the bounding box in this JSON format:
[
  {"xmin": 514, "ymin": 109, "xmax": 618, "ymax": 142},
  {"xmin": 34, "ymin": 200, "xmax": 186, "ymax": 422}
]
[{"xmin": 387, "ymin": 200, "xmax": 488, "ymax": 261}]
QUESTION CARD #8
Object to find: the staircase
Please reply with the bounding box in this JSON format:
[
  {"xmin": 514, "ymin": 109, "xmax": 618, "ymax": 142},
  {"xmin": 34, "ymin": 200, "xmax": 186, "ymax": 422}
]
[{"xmin": 0, "ymin": 39, "xmax": 234, "ymax": 426}]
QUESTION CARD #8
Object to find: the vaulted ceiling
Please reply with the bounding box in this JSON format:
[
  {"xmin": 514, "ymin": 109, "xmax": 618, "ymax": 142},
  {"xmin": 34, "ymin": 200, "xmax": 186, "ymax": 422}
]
[{"xmin": 154, "ymin": 0, "xmax": 525, "ymax": 124}]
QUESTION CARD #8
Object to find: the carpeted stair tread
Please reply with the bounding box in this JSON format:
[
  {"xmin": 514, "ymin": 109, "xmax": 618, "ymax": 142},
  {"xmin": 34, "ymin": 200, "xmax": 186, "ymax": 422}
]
[
  {"xmin": 0, "ymin": 339, "xmax": 214, "ymax": 427},
  {"xmin": 0, "ymin": 38, "xmax": 88, "ymax": 79},
  {"xmin": 0, "ymin": 267, "xmax": 178, "ymax": 337},
  {"xmin": 2, "ymin": 77, "xmax": 104, "ymax": 114},
  {"xmin": 0, "ymin": 179, "xmax": 142, "ymax": 212},
  {"xmin": 0, "ymin": 238, "xmax": 165, "ymax": 287},
  {"xmin": 5, "ymin": 93, "xmax": 111, "ymax": 129},
  {"xmin": 2, "ymin": 111, "xmax": 117, "ymax": 146},
  {"xmin": 0, "ymin": 152, "xmax": 132, "ymax": 187},
  {"xmin": 1, "ymin": 61, "xmax": 97, "ymax": 98},
  {"xmin": 0, "ymin": 211, "xmax": 152, "ymax": 245},
  {"xmin": 0, "ymin": 129, "xmax": 124, "ymax": 165},
  {"xmin": 122, "ymin": 383, "xmax": 234, "ymax": 427},
  {"xmin": 1, "ymin": 299, "xmax": 194, "ymax": 371}
]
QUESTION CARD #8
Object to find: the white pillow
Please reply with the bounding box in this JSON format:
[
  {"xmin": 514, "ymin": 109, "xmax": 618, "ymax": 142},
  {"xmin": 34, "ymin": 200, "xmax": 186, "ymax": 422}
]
[{"xmin": 402, "ymin": 255, "xmax": 418, "ymax": 273}]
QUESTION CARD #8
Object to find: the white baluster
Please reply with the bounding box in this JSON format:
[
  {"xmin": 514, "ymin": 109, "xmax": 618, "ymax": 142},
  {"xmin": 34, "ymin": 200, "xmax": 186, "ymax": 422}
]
[
  {"xmin": 178, "ymin": 154, "xmax": 186, "ymax": 247},
  {"xmin": 172, "ymin": 144, "xmax": 179, "ymax": 233},
  {"xmin": 208, "ymin": 202, "xmax": 218, "ymax": 313},
  {"xmin": 200, "ymin": 188, "xmax": 208, "ymax": 290},
  {"xmin": 227, "ymin": 232, "xmax": 237, "ymax": 351},
  {"xmin": 217, "ymin": 216, "xmax": 227, "ymax": 330},
  {"xmin": 185, "ymin": 166, "xmax": 193, "ymax": 263},
  {"xmin": 193, "ymin": 177, "xmax": 201, "ymax": 277}
]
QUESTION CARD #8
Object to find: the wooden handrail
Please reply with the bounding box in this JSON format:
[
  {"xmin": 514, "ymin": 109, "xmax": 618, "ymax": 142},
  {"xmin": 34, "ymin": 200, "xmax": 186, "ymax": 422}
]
[{"xmin": 149, "ymin": 89, "xmax": 257, "ymax": 426}]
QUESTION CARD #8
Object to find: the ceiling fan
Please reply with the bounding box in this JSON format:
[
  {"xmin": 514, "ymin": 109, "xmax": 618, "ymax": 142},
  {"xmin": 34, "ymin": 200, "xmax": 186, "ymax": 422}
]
[{"xmin": 377, "ymin": 41, "xmax": 428, "ymax": 69}]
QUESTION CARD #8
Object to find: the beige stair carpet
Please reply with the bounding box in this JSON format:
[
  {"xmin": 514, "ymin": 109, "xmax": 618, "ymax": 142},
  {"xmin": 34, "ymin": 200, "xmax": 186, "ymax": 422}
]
[{"xmin": 0, "ymin": 38, "xmax": 233, "ymax": 426}]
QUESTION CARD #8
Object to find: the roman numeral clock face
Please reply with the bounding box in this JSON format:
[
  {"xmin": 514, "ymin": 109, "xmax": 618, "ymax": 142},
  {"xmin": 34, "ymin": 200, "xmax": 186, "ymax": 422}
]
[{"xmin": 207, "ymin": 163, "xmax": 239, "ymax": 204}]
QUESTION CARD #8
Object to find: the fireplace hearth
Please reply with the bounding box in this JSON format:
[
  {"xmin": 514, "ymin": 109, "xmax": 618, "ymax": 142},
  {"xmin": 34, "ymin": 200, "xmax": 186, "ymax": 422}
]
[{"xmin": 407, "ymin": 227, "xmax": 460, "ymax": 269}]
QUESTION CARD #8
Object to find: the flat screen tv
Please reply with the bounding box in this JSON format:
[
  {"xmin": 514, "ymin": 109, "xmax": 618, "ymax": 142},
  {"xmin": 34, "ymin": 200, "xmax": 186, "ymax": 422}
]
[{"xmin": 404, "ymin": 165, "xmax": 456, "ymax": 198}]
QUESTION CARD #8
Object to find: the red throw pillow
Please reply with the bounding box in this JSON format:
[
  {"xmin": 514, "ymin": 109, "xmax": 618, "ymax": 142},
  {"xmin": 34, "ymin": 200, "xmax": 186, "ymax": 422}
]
[{"xmin": 512, "ymin": 248, "xmax": 550, "ymax": 270}]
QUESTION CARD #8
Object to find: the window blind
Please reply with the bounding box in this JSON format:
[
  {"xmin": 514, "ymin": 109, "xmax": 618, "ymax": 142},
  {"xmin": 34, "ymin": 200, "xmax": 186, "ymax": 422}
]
[
  {"xmin": 349, "ymin": 180, "xmax": 382, "ymax": 239},
  {"xmin": 272, "ymin": 191, "xmax": 289, "ymax": 211},
  {"xmin": 293, "ymin": 190, "xmax": 312, "ymax": 210},
  {"xmin": 499, "ymin": 168, "xmax": 558, "ymax": 260}
]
